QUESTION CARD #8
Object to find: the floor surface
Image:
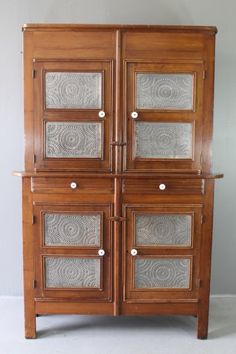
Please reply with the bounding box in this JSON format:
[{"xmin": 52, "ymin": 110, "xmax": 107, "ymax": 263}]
[{"xmin": 0, "ymin": 296, "xmax": 235, "ymax": 354}]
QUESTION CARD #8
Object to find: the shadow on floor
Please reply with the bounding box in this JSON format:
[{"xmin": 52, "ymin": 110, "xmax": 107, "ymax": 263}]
[
  {"xmin": 208, "ymin": 300, "xmax": 236, "ymax": 339},
  {"xmin": 37, "ymin": 299, "xmax": 236, "ymax": 340}
]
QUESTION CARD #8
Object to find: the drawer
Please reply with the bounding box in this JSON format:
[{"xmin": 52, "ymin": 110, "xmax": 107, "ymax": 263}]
[
  {"xmin": 123, "ymin": 178, "xmax": 204, "ymax": 195},
  {"xmin": 31, "ymin": 177, "xmax": 113, "ymax": 194}
]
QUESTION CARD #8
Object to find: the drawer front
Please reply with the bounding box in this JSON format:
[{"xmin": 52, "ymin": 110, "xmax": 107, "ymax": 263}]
[
  {"xmin": 123, "ymin": 179, "xmax": 204, "ymax": 195},
  {"xmin": 31, "ymin": 177, "xmax": 113, "ymax": 194}
]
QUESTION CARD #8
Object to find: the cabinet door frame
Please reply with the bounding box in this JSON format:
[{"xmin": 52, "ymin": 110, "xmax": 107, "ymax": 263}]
[
  {"xmin": 123, "ymin": 60, "xmax": 205, "ymax": 173},
  {"xmin": 33, "ymin": 202, "xmax": 113, "ymax": 302},
  {"xmin": 122, "ymin": 203, "xmax": 203, "ymax": 303},
  {"xmin": 33, "ymin": 59, "xmax": 114, "ymax": 172}
]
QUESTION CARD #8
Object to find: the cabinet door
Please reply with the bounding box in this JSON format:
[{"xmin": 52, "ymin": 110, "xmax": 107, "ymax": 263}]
[
  {"xmin": 33, "ymin": 204, "xmax": 112, "ymax": 301},
  {"xmin": 124, "ymin": 62, "xmax": 204, "ymax": 173},
  {"xmin": 123, "ymin": 204, "xmax": 202, "ymax": 302},
  {"xmin": 33, "ymin": 60, "xmax": 113, "ymax": 171}
]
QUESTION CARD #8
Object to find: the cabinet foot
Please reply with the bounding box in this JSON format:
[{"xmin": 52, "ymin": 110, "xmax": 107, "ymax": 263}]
[
  {"xmin": 25, "ymin": 314, "xmax": 36, "ymax": 339},
  {"xmin": 25, "ymin": 333, "xmax": 36, "ymax": 339},
  {"xmin": 197, "ymin": 312, "xmax": 209, "ymax": 339}
]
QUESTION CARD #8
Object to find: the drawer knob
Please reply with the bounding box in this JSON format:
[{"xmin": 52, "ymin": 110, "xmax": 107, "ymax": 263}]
[
  {"xmin": 159, "ymin": 183, "xmax": 166, "ymax": 191},
  {"xmin": 70, "ymin": 182, "xmax": 77, "ymax": 189},
  {"xmin": 131, "ymin": 111, "xmax": 138, "ymax": 119},
  {"xmin": 98, "ymin": 249, "xmax": 105, "ymax": 256},
  {"xmin": 131, "ymin": 248, "xmax": 138, "ymax": 256},
  {"xmin": 98, "ymin": 110, "xmax": 106, "ymax": 118}
]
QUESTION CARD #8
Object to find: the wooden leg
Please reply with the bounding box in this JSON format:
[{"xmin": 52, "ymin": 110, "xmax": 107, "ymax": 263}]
[
  {"xmin": 197, "ymin": 307, "xmax": 209, "ymax": 339},
  {"xmin": 25, "ymin": 301, "xmax": 36, "ymax": 339},
  {"xmin": 196, "ymin": 180, "xmax": 214, "ymax": 339},
  {"xmin": 22, "ymin": 178, "xmax": 36, "ymax": 339},
  {"xmin": 25, "ymin": 317, "xmax": 36, "ymax": 339}
]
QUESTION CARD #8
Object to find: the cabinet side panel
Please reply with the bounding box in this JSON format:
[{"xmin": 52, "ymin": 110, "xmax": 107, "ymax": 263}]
[
  {"xmin": 197, "ymin": 179, "xmax": 215, "ymax": 338},
  {"xmin": 22, "ymin": 177, "xmax": 36, "ymax": 338},
  {"xmin": 23, "ymin": 31, "xmax": 34, "ymax": 171},
  {"xmin": 201, "ymin": 34, "xmax": 216, "ymax": 173}
]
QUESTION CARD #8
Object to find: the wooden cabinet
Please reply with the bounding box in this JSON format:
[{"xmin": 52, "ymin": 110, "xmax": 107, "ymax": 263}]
[{"xmin": 14, "ymin": 24, "xmax": 223, "ymax": 339}]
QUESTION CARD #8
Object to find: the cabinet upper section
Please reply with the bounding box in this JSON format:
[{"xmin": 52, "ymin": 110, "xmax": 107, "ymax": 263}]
[{"xmin": 23, "ymin": 24, "xmax": 216, "ymax": 173}]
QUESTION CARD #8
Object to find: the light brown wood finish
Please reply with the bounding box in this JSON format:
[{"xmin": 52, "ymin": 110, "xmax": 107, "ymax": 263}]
[
  {"xmin": 197, "ymin": 179, "xmax": 215, "ymax": 339},
  {"xmin": 16, "ymin": 24, "xmax": 222, "ymax": 339},
  {"xmin": 13, "ymin": 171, "xmax": 224, "ymax": 179},
  {"xmin": 31, "ymin": 177, "xmax": 114, "ymax": 194},
  {"xmin": 22, "ymin": 24, "xmax": 217, "ymax": 33},
  {"xmin": 22, "ymin": 178, "xmax": 36, "ymax": 338},
  {"xmin": 123, "ymin": 178, "xmax": 205, "ymax": 195}
]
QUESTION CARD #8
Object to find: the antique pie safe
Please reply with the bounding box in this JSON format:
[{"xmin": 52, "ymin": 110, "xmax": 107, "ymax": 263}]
[{"xmin": 15, "ymin": 24, "xmax": 223, "ymax": 339}]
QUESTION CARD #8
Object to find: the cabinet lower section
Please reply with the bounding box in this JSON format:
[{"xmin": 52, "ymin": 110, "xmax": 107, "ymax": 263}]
[{"xmin": 20, "ymin": 175, "xmax": 215, "ymax": 340}]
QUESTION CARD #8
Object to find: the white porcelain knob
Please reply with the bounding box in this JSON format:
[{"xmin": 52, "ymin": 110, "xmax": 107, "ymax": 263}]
[
  {"xmin": 70, "ymin": 182, "xmax": 77, "ymax": 189},
  {"xmin": 131, "ymin": 111, "xmax": 138, "ymax": 119},
  {"xmin": 159, "ymin": 183, "xmax": 166, "ymax": 191},
  {"xmin": 98, "ymin": 249, "xmax": 105, "ymax": 256},
  {"xmin": 98, "ymin": 110, "xmax": 106, "ymax": 118},
  {"xmin": 131, "ymin": 249, "xmax": 138, "ymax": 256}
]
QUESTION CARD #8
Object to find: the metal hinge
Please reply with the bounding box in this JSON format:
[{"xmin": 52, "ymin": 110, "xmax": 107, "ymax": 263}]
[
  {"xmin": 203, "ymin": 70, "xmax": 207, "ymax": 80},
  {"xmin": 108, "ymin": 216, "xmax": 127, "ymax": 222},
  {"xmin": 200, "ymin": 152, "xmax": 203, "ymax": 165},
  {"xmin": 197, "ymin": 279, "xmax": 203, "ymax": 288},
  {"xmin": 32, "ymin": 69, "xmax": 36, "ymax": 79},
  {"xmin": 201, "ymin": 215, "xmax": 206, "ymax": 224},
  {"xmin": 32, "ymin": 215, "xmax": 36, "ymax": 225},
  {"xmin": 32, "ymin": 280, "xmax": 37, "ymax": 289}
]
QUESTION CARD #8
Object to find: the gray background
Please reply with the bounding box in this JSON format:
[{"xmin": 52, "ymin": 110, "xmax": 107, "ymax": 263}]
[{"xmin": 0, "ymin": 0, "xmax": 234, "ymax": 296}]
